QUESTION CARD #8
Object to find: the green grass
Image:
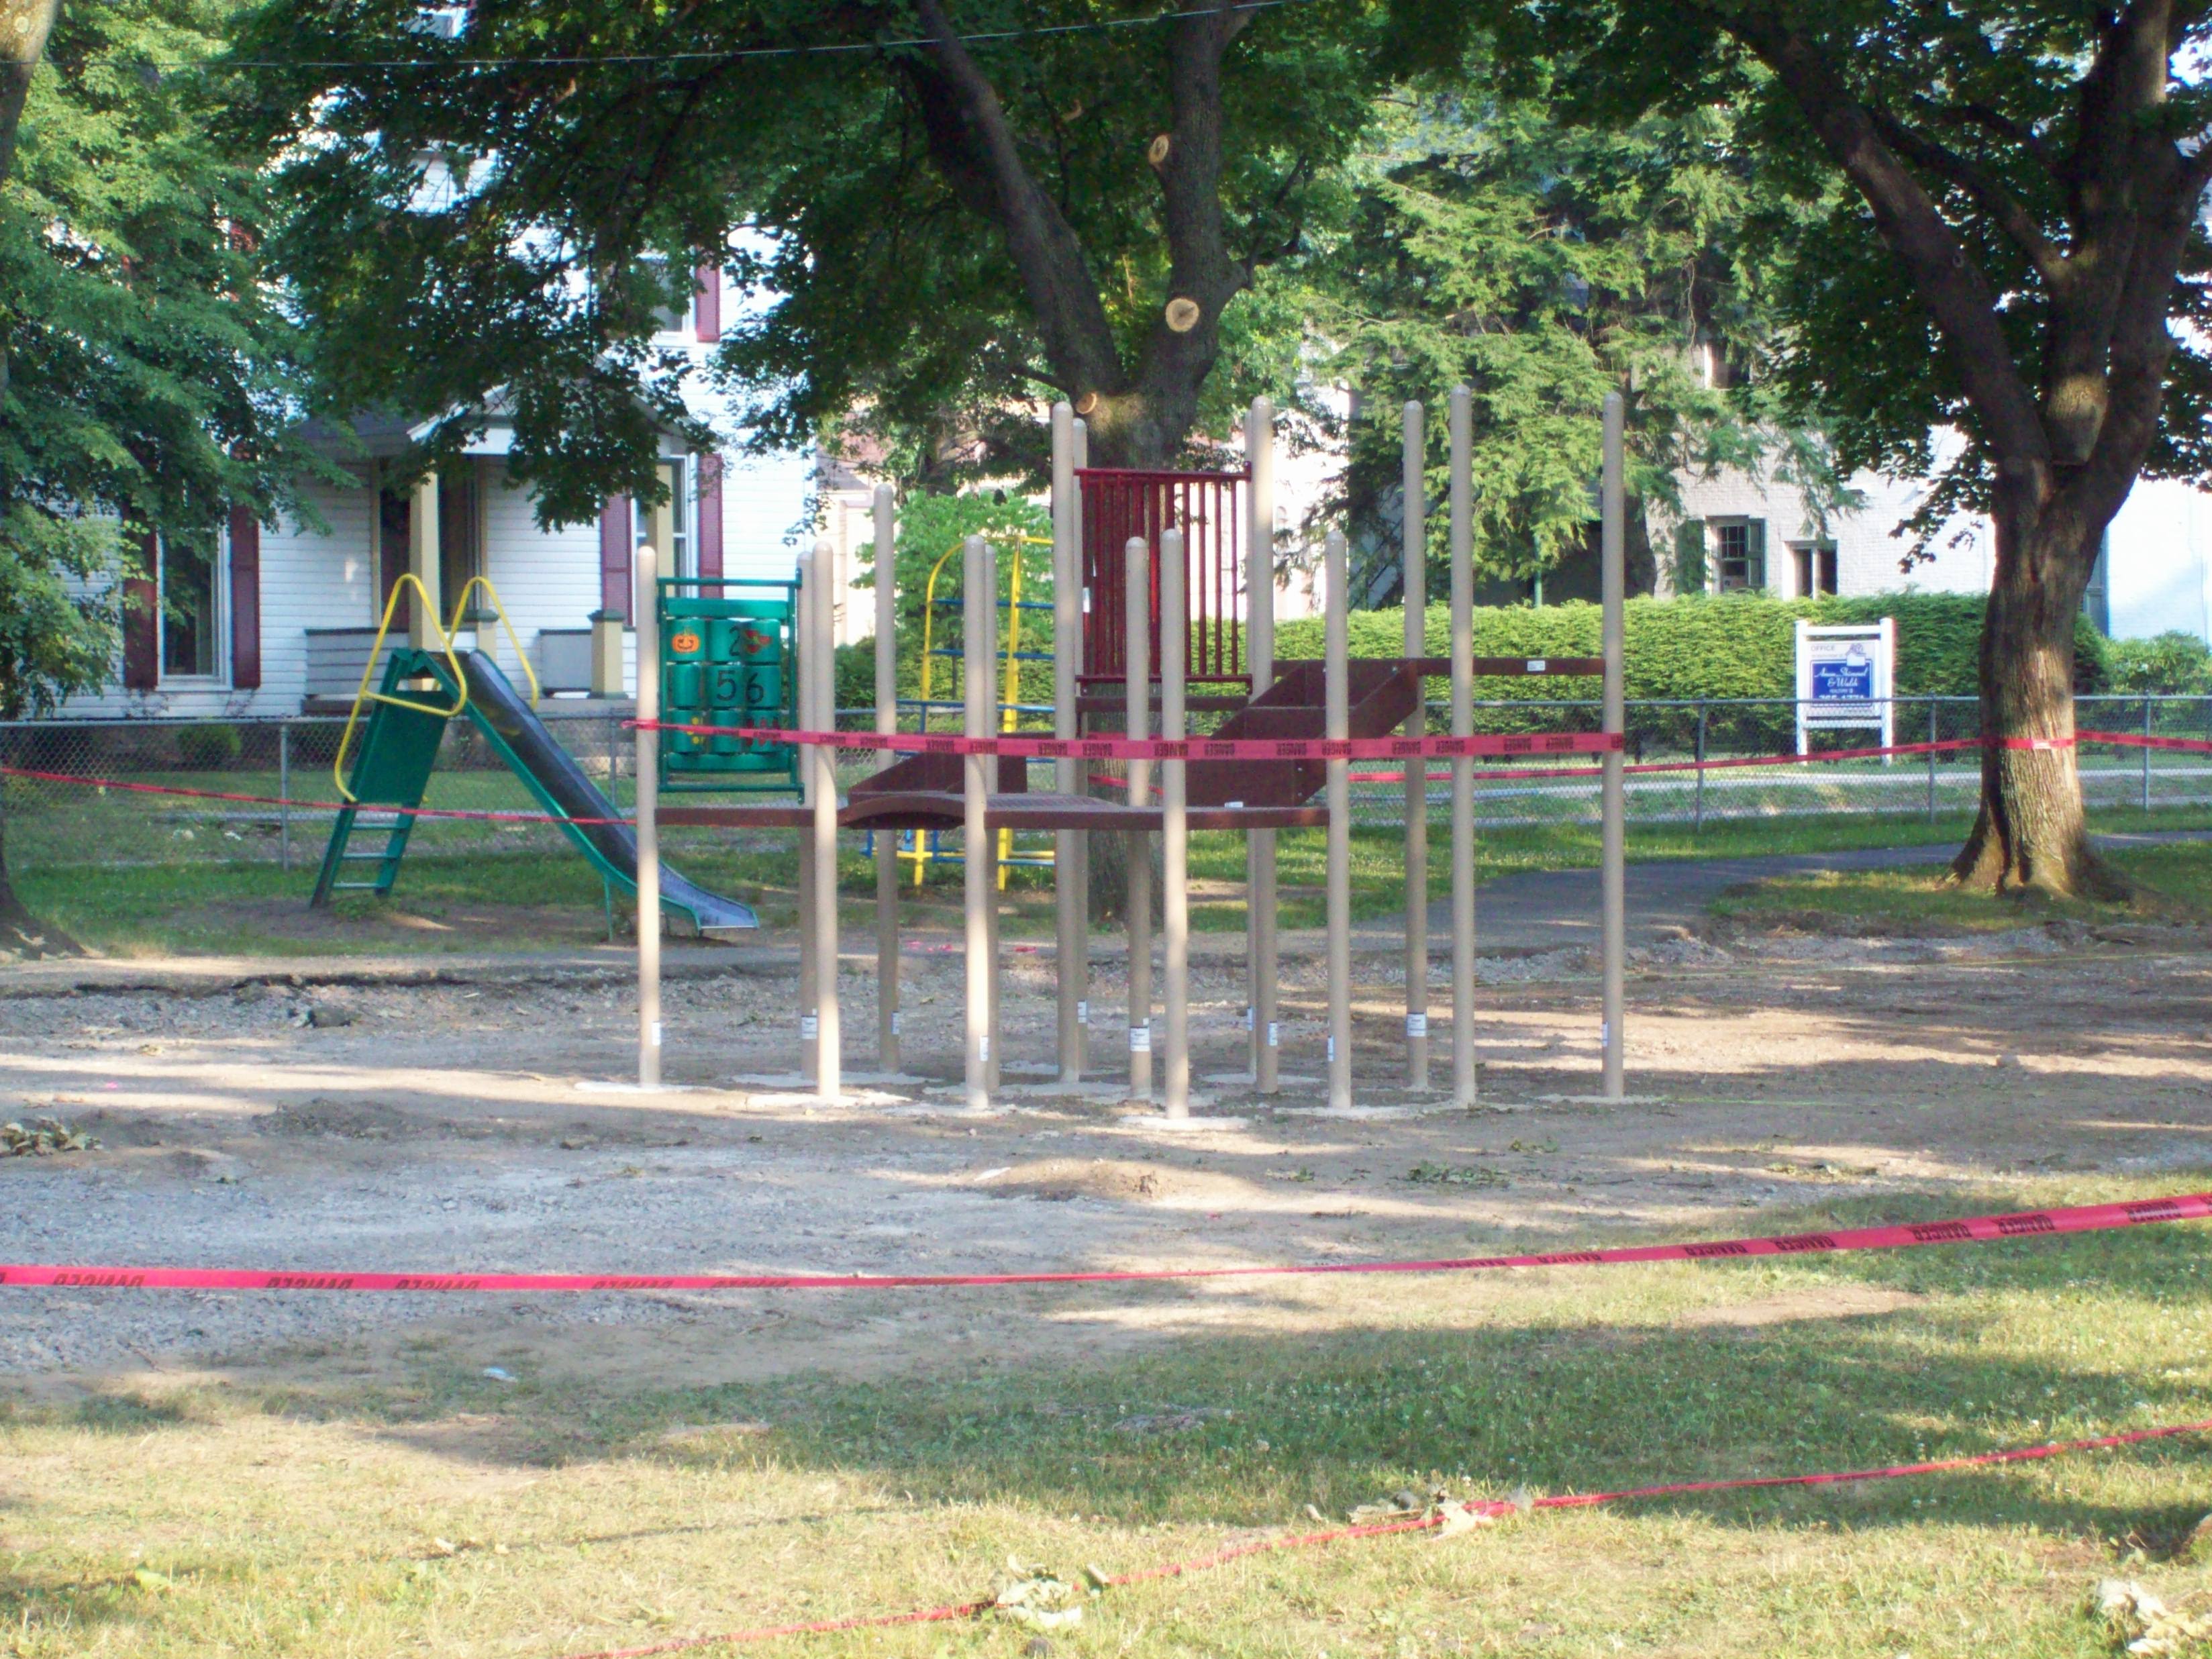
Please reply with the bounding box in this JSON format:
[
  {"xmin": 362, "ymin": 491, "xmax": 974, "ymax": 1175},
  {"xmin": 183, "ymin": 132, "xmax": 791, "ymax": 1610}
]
[
  {"xmin": 18, "ymin": 805, "xmax": 2212, "ymax": 957},
  {"xmin": 5, "ymin": 1174, "xmax": 2209, "ymax": 1655},
  {"xmin": 1712, "ymin": 838, "xmax": 2212, "ymax": 933}
]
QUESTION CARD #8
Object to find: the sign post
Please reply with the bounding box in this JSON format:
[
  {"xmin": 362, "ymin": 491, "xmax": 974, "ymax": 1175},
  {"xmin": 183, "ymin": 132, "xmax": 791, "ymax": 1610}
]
[{"xmin": 1795, "ymin": 617, "xmax": 1896, "ymax": 760}]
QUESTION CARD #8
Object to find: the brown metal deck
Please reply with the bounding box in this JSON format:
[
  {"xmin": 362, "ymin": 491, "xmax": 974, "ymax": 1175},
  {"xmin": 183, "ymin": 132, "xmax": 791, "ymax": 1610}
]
[{"xmin": 658, "ymin": 793, "xmax": 1327, "ymax": 833}]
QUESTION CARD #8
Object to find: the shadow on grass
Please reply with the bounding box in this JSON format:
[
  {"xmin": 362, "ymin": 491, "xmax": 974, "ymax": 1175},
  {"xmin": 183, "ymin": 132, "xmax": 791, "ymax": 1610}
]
[{"xmin": 40, "ymin": 1202, "xmax": 2192, "ymax": 1556}]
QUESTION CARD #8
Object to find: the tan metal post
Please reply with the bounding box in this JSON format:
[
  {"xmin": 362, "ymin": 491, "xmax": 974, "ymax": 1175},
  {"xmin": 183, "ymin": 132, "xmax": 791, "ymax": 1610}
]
[
  {"xmin": 1324, "ymin": 530, "xmax": 1352, "ymax": 1112},
  {"xmin": 1402, "ymin": 400, "xmax": 1429, "ymax": 1091},
  {"xmin": 873, "ymin": 484, "xmax": 900, "ymax": 1072},
  {"xmin": 811, "ymin": 536, "xmax": 841, "ymax": 1099},
  {"xmin": 1246, "ymin": 398, "xmax": 1279, "ymax": 1093},
  {"xmin": 1123, "ymin": 535, "xmax": 1152, "ymax": 1098},
  {"xmin": 1160, "ymin": 528, "xmax": 1189, "ymax": 1117},
  {"xmin": 797, "ymin": 562, "xmax": 818, "ymax": 1084},
  {"xmin": 962, "ymin": 534, "xmax": 993, "ymax": 1111},
  {"xmin": 1601, "ymin": 391, "xmax": 1627, "ymax": 1100},
  {"xmin": 1051, "ymin": 402, "xmax": 1086, "ymax": 1081},
  {"xmin": 633, "ymin": 534, "xmax": 661, "ymax": 1089},
  {"xmin": 1449, "ymin": 386, "xmax": 1478, "ymax": 1109},
  {"xmin": 1070, "ymin": 417, "xmax": 1091, "ymax": 1064},
  {"xmin": 408, "ymin": 470, "xmax": 441, "ymax": 652}
]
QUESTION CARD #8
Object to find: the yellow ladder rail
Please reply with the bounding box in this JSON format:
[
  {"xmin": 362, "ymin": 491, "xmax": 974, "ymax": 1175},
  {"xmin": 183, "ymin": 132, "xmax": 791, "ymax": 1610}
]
[
  {"xmin": 331, "ymin": 574, "xmax": 467, "ymax": 803},
  {"xmin": 445, "ymin": 574, "xmax": 542, "ymax": 707},
  {"xmin": 909, "ymin": 531, "xmax": 1051, "ymax": 889}
]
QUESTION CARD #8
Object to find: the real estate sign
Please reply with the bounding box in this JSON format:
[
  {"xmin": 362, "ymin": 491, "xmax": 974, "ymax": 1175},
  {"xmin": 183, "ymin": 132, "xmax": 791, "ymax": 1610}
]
[{"xmin": 1794, "ymin": 617, "xmax": 1896, "ymax": 758}]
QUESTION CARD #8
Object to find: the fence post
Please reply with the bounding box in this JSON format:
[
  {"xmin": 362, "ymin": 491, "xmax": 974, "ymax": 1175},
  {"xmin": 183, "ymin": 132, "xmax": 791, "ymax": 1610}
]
[
  {"xmin": 1927, "ymin": 699, "xmax": 1938, "ymax": 823},
  {"xmin": 2144, "ymin": 695, "xmax": 2154, "ymax": 813},
  {"xmin": 278, "ymin": 723, "xmax": 292, "ymax": 871},
  {"xmin": 1692, "ymin": 701, "xmax": 1706, "ymax": 833}
]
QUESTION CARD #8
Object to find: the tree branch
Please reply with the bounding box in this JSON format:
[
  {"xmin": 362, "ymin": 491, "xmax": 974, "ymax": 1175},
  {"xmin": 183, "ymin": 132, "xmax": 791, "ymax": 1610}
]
[
  {"xmin": 1866, "ymin": 105, "xmax": 2068, "ymax": 289},
  {"xmin": 909, "ymin": 0, "xmax": 1122, "ymax": 401},
  {"xmin": 1721, "ymin": 5, "xmax": 2050, "ymax": 467},
  {"xmin": 1945, "ymin": 100, "xmax": 2059, "ymax": 178}
]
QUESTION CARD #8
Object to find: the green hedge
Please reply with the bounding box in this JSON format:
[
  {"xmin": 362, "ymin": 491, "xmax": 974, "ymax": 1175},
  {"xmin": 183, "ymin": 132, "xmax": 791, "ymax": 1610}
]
[
  {"xmin": 2105, "ymin": 631, "xmax": 2212, "ymax": 695},
  {"xmin": 840, "ymin": 591, "xmax": 2110, "ymax": 740},
  {"xmin": 1276, "ymin": 592, "xmax": 2107, "ymax": 703}
]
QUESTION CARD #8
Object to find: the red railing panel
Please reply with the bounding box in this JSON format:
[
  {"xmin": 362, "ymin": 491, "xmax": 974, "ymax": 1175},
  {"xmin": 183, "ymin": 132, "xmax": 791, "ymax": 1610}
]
[{"xmin": 1077, "ymin": 468, "xmax": 1248, "ymax": 688}]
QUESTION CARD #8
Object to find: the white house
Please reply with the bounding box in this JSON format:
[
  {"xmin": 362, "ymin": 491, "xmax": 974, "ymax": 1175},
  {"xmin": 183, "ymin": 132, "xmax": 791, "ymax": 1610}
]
[
  {"xmin": 1666, "ymin": 438, "xmax": 2212, "ymax": 640},
  {"xmin": 60, "ymin": 265, "xmax": 818, "ymax": 719}
]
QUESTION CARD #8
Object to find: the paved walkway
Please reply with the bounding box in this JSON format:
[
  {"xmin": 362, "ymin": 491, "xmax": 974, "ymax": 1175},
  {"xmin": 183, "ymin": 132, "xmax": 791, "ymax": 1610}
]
[{"xmin": 1423, "ymin": 827, "xmax": 2212, "ymax": 954}]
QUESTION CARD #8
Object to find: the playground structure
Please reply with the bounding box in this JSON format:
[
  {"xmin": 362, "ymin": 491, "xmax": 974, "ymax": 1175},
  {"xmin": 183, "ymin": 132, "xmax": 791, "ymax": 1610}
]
[
  {"xmin": 311, "ymin": 574, "xmax": 758, "ymax": 936},
  {"xmin": 628, "ymin": 389, "xmax": 1631, "ymax": 1113}
]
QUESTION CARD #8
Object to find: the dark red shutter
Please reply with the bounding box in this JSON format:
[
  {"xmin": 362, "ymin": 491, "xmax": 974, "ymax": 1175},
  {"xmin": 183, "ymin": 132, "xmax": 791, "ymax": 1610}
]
[
  {"xmin": 693, "ymin": 262, "xmax": 721, "ymax": 343},
  {"xmin": 122, "ymin": 532, "xmax": 158, "ymax": 691},
  {"xmin": 599, "ymin": 494, "xmax": 632, "ymax": 620},
  {"xmin": 696, "ymin": 454, "xmax": 723, "ymax": 580},
  {"xmin": 228, "ymin": 507, "xmax": 262, "ymax": 690}
]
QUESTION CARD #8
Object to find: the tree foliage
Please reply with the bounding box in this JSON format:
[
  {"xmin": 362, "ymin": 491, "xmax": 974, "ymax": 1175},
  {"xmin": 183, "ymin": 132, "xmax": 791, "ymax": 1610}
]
[
  {"xmin": 0, "ymin": 0, "xmax": 313, "ymax": 717},
  {"xmin": 1393, "ymin": 0, "xmax": 2212, "ymax": 895},
  {"xmin": 230, "ymin": 0, "xmax": 1383, "ymax": 505},
  {"xmin": 1290, "ymin": 61, "xmax": 1848, "ymax": 590}
]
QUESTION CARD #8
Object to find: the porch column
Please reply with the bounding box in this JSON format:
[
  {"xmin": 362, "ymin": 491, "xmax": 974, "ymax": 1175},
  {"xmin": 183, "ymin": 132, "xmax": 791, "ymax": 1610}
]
[{"xmin": 409, "ymin": 469, "xmax": 441, "ymax": 651}]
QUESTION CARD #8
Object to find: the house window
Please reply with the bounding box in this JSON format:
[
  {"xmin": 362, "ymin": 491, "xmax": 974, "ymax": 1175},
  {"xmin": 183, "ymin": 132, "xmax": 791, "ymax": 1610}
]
[
  {"xmin": 1714, "ymin": 519, "xmax": 1766, "ymax": 591},
  {"xmin": 659, "ymin": 457, "xmax": 693, "ymax": 578},
  {"xmin": 1792, "ymin": 541, "xmax": 1838, "ymax": 597},
  {"xmin": 159, "ymin": 530, "xmax": 223, "ymax": 678},
  {"xmin": 650, "ymin": 289, "xmax": 693, "ymax": 337}
]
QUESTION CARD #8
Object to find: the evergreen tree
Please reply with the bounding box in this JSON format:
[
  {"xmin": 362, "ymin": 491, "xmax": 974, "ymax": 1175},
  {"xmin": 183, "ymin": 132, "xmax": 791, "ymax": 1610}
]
[{"xmin": 1300, "ymin": 62, "xmax": 1844, "ymax": 597}]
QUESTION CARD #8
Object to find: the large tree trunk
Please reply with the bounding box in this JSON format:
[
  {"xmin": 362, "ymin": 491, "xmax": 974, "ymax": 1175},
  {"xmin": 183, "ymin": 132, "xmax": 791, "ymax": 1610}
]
[
  {"xmin": 910, "ymin": 0, "xmax": 1251, "ymax": 472},
  {"xmin": 1949, "ymin": 504, "xmax": 2121, "ymax": 899}
]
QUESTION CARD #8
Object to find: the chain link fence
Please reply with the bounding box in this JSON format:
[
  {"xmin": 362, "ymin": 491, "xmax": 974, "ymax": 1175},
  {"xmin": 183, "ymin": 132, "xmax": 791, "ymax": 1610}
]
[{"xmin": 5, "ymin": 695, "xmax": 2211, "ymax": 881}]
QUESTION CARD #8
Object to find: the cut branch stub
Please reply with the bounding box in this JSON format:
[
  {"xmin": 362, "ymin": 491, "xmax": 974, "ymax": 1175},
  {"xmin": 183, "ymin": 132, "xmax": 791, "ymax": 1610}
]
[
  {"xmin": 1147, "ymin": 133, "xmax": 1172, "ymax": 168},
  {"xmin": 1074, "ymin": 391, "xmax": 1100, "ymax": 415},
  {"xmin": 1164, "ymin": 296, "xmax": 1201, "ymax": 333}
]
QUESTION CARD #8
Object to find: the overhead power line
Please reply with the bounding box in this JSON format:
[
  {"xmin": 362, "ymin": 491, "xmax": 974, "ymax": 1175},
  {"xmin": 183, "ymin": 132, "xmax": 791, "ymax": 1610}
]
[{"xmin": 162, "ymin": 0, "xmax": 1315, "ymax": 73}]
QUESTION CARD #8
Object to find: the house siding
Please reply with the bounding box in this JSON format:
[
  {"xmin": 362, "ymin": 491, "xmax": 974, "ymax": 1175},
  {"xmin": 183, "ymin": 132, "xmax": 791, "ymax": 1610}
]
[{"xmin": 1668, "ymin": 448, "xmax": 2212, "ymax": 643}]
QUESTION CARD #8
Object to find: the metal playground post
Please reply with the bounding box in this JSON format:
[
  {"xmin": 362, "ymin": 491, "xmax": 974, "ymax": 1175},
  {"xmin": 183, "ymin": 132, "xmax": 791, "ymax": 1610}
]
[
  {"xmin": 1600, "ymin": 391, "xmax": 1627, "ymax": 1100},
  {"xmin": 1124, "ymin": 535, "xmax": 1153, "ymax": 1099},
  {"xmin": 1160, "ymin": 527, "xmax": 1190, "ymax": 1117},
  {"xmin": 1402, "ymin": 400, "xmax": 1429, "ymax": 1091}
]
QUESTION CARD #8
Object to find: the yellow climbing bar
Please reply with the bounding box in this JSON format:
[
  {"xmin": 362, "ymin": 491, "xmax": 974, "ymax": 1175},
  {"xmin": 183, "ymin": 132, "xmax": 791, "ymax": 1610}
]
[{"xmin": 331, "ymin": 574, "xmax": 536, "ymax": 803}]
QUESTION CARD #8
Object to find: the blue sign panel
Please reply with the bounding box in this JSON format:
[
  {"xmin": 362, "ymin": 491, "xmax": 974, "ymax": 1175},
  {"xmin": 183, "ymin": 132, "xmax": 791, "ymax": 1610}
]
[{"xmin": 1811, "ymin": 651, "xmax": 1875, "ymax": 702}]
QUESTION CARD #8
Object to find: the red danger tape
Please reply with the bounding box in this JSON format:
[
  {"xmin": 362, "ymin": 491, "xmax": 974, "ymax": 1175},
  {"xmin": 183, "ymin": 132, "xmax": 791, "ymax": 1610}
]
[
  {"xmin": 7, "ymin": 1191, "xmax": 2205, "ymax": 1295},
  {"xmin": 635, "ymin": 721, "xmax": 1626, "ymax": 763},
  {"xmin": 556, "ymin": 1414, "xmax": 2212, "ymax": 1658}
]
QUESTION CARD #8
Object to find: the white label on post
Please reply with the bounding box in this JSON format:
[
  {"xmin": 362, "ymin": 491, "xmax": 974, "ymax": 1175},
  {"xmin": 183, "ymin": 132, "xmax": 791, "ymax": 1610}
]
[
  {"xmin": 1266, "ymin": 1022, "xmax": 1280, "ymax": 1048},
  {"xmin": 979, "ymin": 1036, "xmax": 989, "ymax": 1061},
  {"xmin": 1527, "ymin": 658, "xmax": 1545, "ymax": 673},
  {"xmin": 1129, "ymin": 1025, "xmax": 1151, "ymax": 1053},
  {"xmin": 800, "ymin": 1015, "xmax": 818, "ymax": 1042},
  {"xmin": 1600, "ymin": 1020, "xmax": 1611, "ymax": 1048},
  {"xmin": 650, "ymin": 1021, "xmax": 662, "ymax": 1047},
  {"xmin": 1326, "ymin": 1036, "xmax": 1337, "ymax": 1062},
  {"xmin": 1406, "ymin": 1013, "xmax": 1427, "ymax": 1038},
  {"xmin": 1077, "ymin": 1000, "xmax": 1089, "ymax": 1026},
  {"xmin": 889, "ymin": 1011, "xmax": 901, "ymax": 1036}
]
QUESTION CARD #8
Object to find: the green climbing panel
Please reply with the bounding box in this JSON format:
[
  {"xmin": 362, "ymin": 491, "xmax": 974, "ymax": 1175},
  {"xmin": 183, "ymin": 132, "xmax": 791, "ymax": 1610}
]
[{"xmin": 658, "ymin": 576, "xmax": 801, "ymax": 793}]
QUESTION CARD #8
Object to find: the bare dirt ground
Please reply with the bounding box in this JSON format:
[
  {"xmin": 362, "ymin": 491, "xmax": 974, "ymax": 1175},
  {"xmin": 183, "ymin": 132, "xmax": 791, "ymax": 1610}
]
[{"xmin": 4, "ymin": 913, "xmax": 2209, "ymax": 1393}]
